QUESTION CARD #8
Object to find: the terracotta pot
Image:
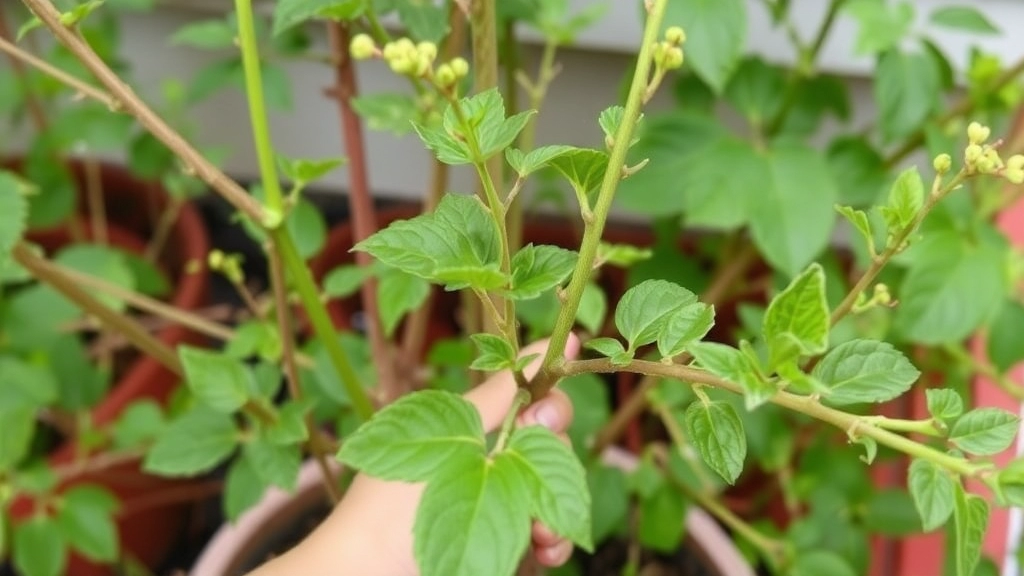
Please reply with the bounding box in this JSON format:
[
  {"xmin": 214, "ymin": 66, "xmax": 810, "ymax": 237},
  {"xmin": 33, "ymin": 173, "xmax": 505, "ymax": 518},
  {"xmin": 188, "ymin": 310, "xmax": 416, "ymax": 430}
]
[
  {"xmin": 190, "ymin": 449, "xmax": 755, "ymax": 576},
  {"xmin": 7, "ymin": 158, "xmax": 211, "ymax": 575}
]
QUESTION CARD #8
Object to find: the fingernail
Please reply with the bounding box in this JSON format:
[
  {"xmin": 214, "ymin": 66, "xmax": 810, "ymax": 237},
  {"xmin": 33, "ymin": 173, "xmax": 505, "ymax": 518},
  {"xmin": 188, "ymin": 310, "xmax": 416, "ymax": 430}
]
[{"xmin": 533, "ymin": 402, "xmax": 559, "ymax": 430}]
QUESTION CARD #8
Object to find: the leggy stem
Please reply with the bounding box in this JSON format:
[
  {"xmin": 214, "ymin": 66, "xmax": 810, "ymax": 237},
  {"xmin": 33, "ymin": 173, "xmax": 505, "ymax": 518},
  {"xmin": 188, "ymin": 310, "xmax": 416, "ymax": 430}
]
[
  {"xmin": 533, "ymin": 0, "xmax": 670, "ymax": 396},
  {"xmin": 562, "ymin": 358, "xmax": 988, "ymax": 479},
  {"xmin": 0, "ymin": 10, "xmax": 48, "ymax": 131},
  {"xmin": 492, "ymin": 389, "xmax": 530, "ymax": 455},
  {"xmin": 12, "ymin": 242, "xmax": 182, "ymax": 374},
  {"xmin": 0, "ymin": 33, "xmax": 113, "ymax": 109}
]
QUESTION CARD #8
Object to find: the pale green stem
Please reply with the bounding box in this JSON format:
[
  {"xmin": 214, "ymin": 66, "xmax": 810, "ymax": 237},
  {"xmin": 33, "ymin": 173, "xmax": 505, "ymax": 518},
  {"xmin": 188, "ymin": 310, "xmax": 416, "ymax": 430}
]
[{"xmin": 492, "ymin": 389, "xmax": 531, "ymax": 455}]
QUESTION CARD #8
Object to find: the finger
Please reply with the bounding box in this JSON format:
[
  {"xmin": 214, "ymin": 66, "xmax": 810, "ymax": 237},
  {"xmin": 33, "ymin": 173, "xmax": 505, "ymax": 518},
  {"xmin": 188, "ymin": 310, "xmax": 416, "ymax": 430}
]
[
  {"xmin": 534, "ymin": 539, "xmax": 574, "ymax": 567},
  {"xmin": 519, "ymin": 388, "xmax": 574, "ymax": 434},
  {"xmin": 531, "ymin": 523, "xmax": 563, "ymax": 548}
]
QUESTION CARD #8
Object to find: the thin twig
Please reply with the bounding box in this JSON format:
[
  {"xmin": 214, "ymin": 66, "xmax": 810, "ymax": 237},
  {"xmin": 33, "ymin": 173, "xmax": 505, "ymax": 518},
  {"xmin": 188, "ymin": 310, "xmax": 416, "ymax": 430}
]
[
  {"xmin": 0, "ymin": 7, "xmax": 48, "ymax": 130},
  {"xmin": 0, "ymin": 33, "xmax": 114, "ymax": 109}
]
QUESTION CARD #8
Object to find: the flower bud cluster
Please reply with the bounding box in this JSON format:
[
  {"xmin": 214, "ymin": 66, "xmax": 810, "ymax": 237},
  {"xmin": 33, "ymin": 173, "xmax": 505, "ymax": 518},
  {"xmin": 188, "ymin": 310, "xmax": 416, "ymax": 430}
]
[
  {"xmin": 207, "ymin": 250, "xmax": 244, "ymax": 284},
  {"xmin": 349, "ymin": 33, "xmax": 469, "ymax": 91},
  {"xmin": 962, "ymin": 121, "xmax": 1024, "ymax": 183},
  {"xmin": 652, "ymin": 26, "xmax": 686, "ymax": 70}
]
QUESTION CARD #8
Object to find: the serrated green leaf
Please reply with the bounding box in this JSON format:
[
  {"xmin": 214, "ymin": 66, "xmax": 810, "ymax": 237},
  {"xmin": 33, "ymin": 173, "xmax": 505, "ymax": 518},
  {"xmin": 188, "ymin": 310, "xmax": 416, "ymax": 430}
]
[
  {"xmin": 638, "ymin": 483, "xmax": 686, "ymax": 553},
  {"xmin": 949, "ymin": 408, "xmax": 1020, "ymax": 456},
  {"xmin": 908, "ymin": 458, "xmax": 955, "ymax": 531},
  {"xmin": 244, "ymin": 437, "xmax": 302, "ymax": 490},
  {"xmin": 435, "ymin": 89, "xmax": 534, "ymax": 163},
  {"xmin": 0, "ymin": 171, "xmax": 29, "ymax": 274},
  {"xmin": 143, "ymin": 407, "xmax": 239, "ymax": 476},
  {"xmin": 952, "ymin": 485, "xmax": 989, "ymax": 576},
  {"xmin": 278, "ymin": 156, "xmax": 345, "ymax": 186},
  {"xmin": 265, "ymin": 400, "xmax": 311, "ymax": 444},
  {"xmin": 13, "ymin": 516, "xmax": 66, "ymax": 576},
  {"xmin": 506, "ymin": 426, "xmax": 592, "ymax": 550},
  {"xmin": 683, "ymin": 401, "xmax": 746, "ymax": 484},
  {"xmin": 791, "ymin": 551, "xmax": 857, "ymax": 576},
  {"xmin": 548, "ymin": 148, "xmax": 609, "ymax": 198},
  {"xmin": 469, "ymin": 333, "xmax": 517, "ymax": 372},
  {"xmin": 412, "ymin": 122, "xmax": 473, "ymax": 164},
  {"xmin": 505, "ymin": 145, "xmax": 576, "ymax": 177},
  {"xmin": 170, "ymin": 19, "xmax": 236, "ymax": 49},
  {"xmin": 875, "ymin": 49, "xmax": 941, "ymax": 143},
  {"xmin": 880, "ymin": 167, "xmax": 924, "ymax": 232},
  {"xmin": 926, "ymin": 389, "xmax": 964, "ymax": 423},
  {"xmin": 585, "ymin": 337, "xmax": 628, "ymax": 363},
  {"xmin": 843, "ymin": 0, "xmax": 915, "ymax": 54},
  {"xmin": 827, "ymin": 136, "xmax": 888, "ymax": 207},
  {"xmin": 323, "ymin": 264, "xmax": 373, "ymax": 298},
  {"xmin": 688, "ymin": 341, "xmax": 773, "ymax": 409},
  {"xmin": 763, "ymin": 263, "xmax": 829, "ymax": 359},
  {"xmin": 112, "ymin": 400, "xmax": 165, "ymax": 449},
  {"xmin": 224, "ymin": 455, "xmax": 267, "ymax": 522},
  {"xmin": 930, "ymin": 6, "xmax": 999, "ymax": 34},
  {"xmin": 987, "ymin": 300, "xmax": 1024, "ymax": 372},
  {"xmin": 56, "ymin": 486, "xmax": 119, "ymax": 562},
  {"xmin": 657, "ymin": 303, "xmax": 715, "ymax": 359},
  {"xmin": 615, "ymin": 280, "xmax": 698, "ymax": 352},
  {"xmin": 836, "ymin": 205, "xmax": 874, "ymax": 252},
  {"xmin": 225, "ymin": 320, "xmax": 282, "ymax": 361},
  {"xmin": 354, "ymin": 194, "xmax": 505, "ymax": 290},
  {"xmin": 597, "ymin": 243, "xmax": 652, "ymax": 267},
  {"xmin": 724, "ymin": 57, "xmax": 785, "ymax": 124},
  {"xmin": 508, "ymin": 244, "xmax": 577, "ymax": 300},
  {"xmin": 812, "ymin": 339, "xmax": 920, "ymax": 405},
  {"xmin": 272, "ymin": 0, "xmax": 366, "ymax": 35},
  {"xmin": 576, "ymin": 283, "xmax": 607, "ymax": 335},
  {"xmin": 352, "ymin": 93, "xmax": 420, "ymax": 135},
  {"xmin": 665, "ymin": 0, "xmax": 746, "ymax": 93},
  {"xmin": 377, "ymin": 266, "xmax": 430, "ymax": 336},
  {"xmin": 598, "ymin": 106, "xmax": 624, "ymax": 145},
  {"xmin": 178, "ymin": 346, "xmax": 254, "ymax": 413},
  {"xmin": 337, "ymin": 390, "xmax": 484, "ymax": 481},
  {"xmin": 397, "ymin": 0, "xmax": 449, "ymax": 43}
]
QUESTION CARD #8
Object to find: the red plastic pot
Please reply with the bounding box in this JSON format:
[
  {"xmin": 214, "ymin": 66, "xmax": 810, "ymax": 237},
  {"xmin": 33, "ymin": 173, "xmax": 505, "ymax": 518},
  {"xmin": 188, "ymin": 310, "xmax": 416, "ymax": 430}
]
[{"xmin": 8, "ymin": 158, "xmax": 211, "ymax": 575}]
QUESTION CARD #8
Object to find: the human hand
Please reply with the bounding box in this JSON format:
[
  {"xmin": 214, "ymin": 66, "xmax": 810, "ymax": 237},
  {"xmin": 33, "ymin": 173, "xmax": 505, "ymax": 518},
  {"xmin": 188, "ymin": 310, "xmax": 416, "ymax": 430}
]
[{"xmin": 250, "ymin": 334, "xmax": 581, "ymax": 576}]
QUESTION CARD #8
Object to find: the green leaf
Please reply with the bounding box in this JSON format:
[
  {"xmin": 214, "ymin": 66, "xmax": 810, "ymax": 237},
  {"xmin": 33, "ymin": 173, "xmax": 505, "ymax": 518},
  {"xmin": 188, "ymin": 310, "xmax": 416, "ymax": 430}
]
[
  {"xmin": 56, "ymin": 244, "xmax": 135, "ymax": 312},
  {"xmin": 638, "ymin": 483, "xmax": 687, "ymax": 553},
  {"xmin": 930, "ymin": 6, "xmax": 999, "ymax": 34},
  {"xmin": 597, "ymin": 243, "xmax": 652, "ymax": 268},
  {"xmin": 506, "ymin": 426, "xmax": 593, "ymax": 550},
  {"xmin": 469, "ymin": 333, "xmax": 517, "ymax": 372},
  {"xmin": 812, "ymin": 339, "xmax": 920, "ymax": 405},
  {"xmin": 683, "ymin": 401, "xmax": 746, "ymax": 484},
  {"xmin": 908, "ymin": 458, "xmax": 955, "ymax": 531},
  {"xmin": 412, "ymin": 123, "xmax": 473, "ymax": 165},
  {"xmin": 863, "ymin": 489, "xmax": 923, "ymax": 536},
  {"xmin": 354, "ymin": 194, "xmax": 505, "ymax": 290},
  {"xmin": 397, "ymin": 0, "xmax": 449, "ymax": 43},
  {"xmin": 435, "ymin": 88, "xmax": 534, "ymax": 163},
  {"xmin": 286, "ymin": 199, "xmax": 327, "ymax": 259},
  {"xmin": 763, "ymin": 263, "xmax": 829, "ymax": 359},
  {"xmin": 576, "ymin": 283, "xmax": 607, "ymax": 335},
  {"xmin": 352, "ymin": 93, "xmax": 420, "ymax": 135},
  {"xmin": 377, "ymin": 266, "xmax": 430, "ymax": 336},
  {"xmin": 588, "ymin": 464, "xmax": 629, "ymax": 544},
  {"xmin": 143, "ymin": 407, "xmax": 239, "ymax": 476},
  {"xmin": 265, "ymin": 400, "xmax": 311, "ymax": 445},
  {"xmin": 560, "ymin": 374, "xmax": 610, "ymax": 456},
  {"xmin": 0, "ymin": 171, "xmax": 29, "ymax": 273},
  {"xmin": 225, "ymin": 320, "xmax": 282, "ymax": 361},
  {"xmin": 724, "ymin": 57, "xmax": 785, "ymax": 124},
  {"xmin": 59, "ymin": 0, "xmax": 105, "ymax": 27},
  {"xmin": 880, "ymin": 167, "xmax": 924, "ymax": 232},
  {"xmin": 657, "ymin": 303, "xmax": 715, "ymax": 359},
  {"xmin": 874, "ymin": 49, "xmax": 941, "ymax": 143},
  {"xmin": 178, "ymin": 346, "xmax": 254, "ymax": 413},
  {"xmin": 224, "ymin": 455, "xmax": 267, "ymax": 522},
  {"xmin": 749, "ymin": 144, "xmax": 838, "ymax": 278},
  {"xmin": 111, "ymin": 400, "xmax": 164, "ymax": 449},
  {"xmin": 0, "ymin": 407, "xmax": 37, "ymax": 471},
  {"xmin": 836, "ymin": 205, "xmax": 875, "ymax": 253},
  {"xmin": 598, "ymin": 106, "xmax": 627, "ymax": 147},
  {"xmin": 615, "ymin": 279, "xmax": 698, "ymax": 352},
  {"xmin": 413, "ymin": 453, "xmax": 531, "ymax": 576},
  {"xmin": 272, "ymin": 0, "xmax": 366, "ymax": 35},
  {"xmin": 13, "ymin": 516, "xmax": 66, "ymax": 576},
  {"xmin": 170, "ymin": 19, "xmax": 236, "ymax": 49},
  {"xmin": 665, "ymin": 0, "xmax": 746, "ymax": 93},
  {"xmin": 827, "ymin": 137, "xmax": 887, "ymax": 207},
  {"xmin": 952, "ymin": 485, "xmax": 989, "ymax": 576},
  {"xmin": 508, "ymin": 244, "xmax": 577, "ymax": 300},
  {"xmin": 243, "ymin": 437, "xmax": 302, "ymax": 490},
  {"xmin": 584, "ymin": 337, "xmax": 631, "ymax": 366},
  {"xmin": 505, "ymin": 145, "xmax": 576, "ymax": 177},
  {"xmin": 337, "ymin": 390, "xmax": 484, "ymax": 481},
  {"xmin": 323, "ymin": 264, "xmax": 373, "ymax": 298},
  {"xmin": 949, "ymin": 408, "xmax": 1020, "ymax": 456},
  {"xmin": 791, "ymin": 551, "xmax": 857, "ymax": 576},
  {"xmin": 843, "ymin": 0, "xmax": 915, "ymax": 54},
  {"xmin": 56, "ymin": 486, "xmax": 118, "ymax": 562},
  {"xmin": 926, "ymin": 389, "xmax": 964, "ymax": 423},
  {"xmin": 548, "ymin": 148, "xmax": 610, "ymax": 198},
  {"xmin": 688, "ymin": 341, "xmax": 773, "ymax": 409},
  {"xmin": 987, "ymin": 301, "xmax": 1024, "ymax": 372},
  {"xmin": 278, "ymin": 156, "xmax": 345, "ymax": 187},
  {"xmin": 0, "ymin": 356, "xmax": 58, "ymax": 409}
]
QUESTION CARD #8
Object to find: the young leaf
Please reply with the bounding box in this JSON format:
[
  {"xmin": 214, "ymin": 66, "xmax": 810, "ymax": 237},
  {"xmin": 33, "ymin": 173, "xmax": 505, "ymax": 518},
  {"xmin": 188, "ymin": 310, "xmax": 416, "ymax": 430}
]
[
  {"xmin": 13, "ymin": 516, "xmax": 66, "ymax": 576},
  {"xmin": 508, "ymin": 244, "xmax": 577, "ymax": 300},
  {"xmin": 377, "ymin": 267, "xmax": 430, "ymax": 336},
  {"xmin": 413, "ymin": 453, "xmax": 531, "ymax": 576},
  {"xmin": 170, "ymin": 19, "xmax": 236, "ymax": 49},
  {"xmin": 688, "ymin": 341, "xmax": 773, "ymax": 409},
  {"xmin": 278, "ymin": 156, "xmax": 346, "ymax": 187},
  {"xmin": 596, "ymin": 242, "xmax": 652, "ymax": 267},
  {"xmin": 178, "ymin": 346, "xmax": 255, "ymax": 413},
  {"xmin": 908, "ymin": 458, "xmax": 955, "ymax": 531},
  {"xmin": 505, "ymin": 145, "xmax": 576, "ymax": 177},
  {"xmin": 576, "ymin": 283, "xmax": 607, "ymax": 335},
  {"xmin": 337, "ymin": 390, "xmax": 485, "ymax": 482},
  {"xmin": 598, "ymin": 106, "xmax": 625, "ymax": 146},
  {"xmin": 949, "ymin": 408, "xmax": 1020, "ymax": 456},
  {"xmin": 352, "ymin": 93, "xmax": 420, "ymax": 135},
  {"xmin": 615, "ymin": 280, "xmax": 698, "ymax": 351},
  {"xmin": 926, "ymin": 389, "xmax": 964, "ymax": 423},
  {"xmin": 243, "ymin": 438, "xmax": 302, "ymax": 490},
  {"xmin": 683, "ymin": 401, "xmax": 746, "ymax": 484},
  {"xmin": 585, "ymin": 337, "xmax": 630, "ymax": 363},
  {"xmin": 880, "ymin": 167, "xmax": 924, "ymax": 232},
  {"xmin": 272, "ymin": 0, "xmax": 366, "ymax": 36},
  {"xmin": 657, "ymin": 303, "xmax": 715, "ymax": 359},
  {"xmin": 143, "ymin": 407, "xmax": 239, "ymax": 476},
  {"xmin": 812, "ymin": 339, "xmax": 920, "ymax": 405},
  {"xmin": 224, "ymin": 455, "xmax": 268, "ymax": 522},
  {"xmin": 265, "ymin": 400, "xmax": 311, "ymax": 445},
  {"xmin": 665, "ymin": 0, "xmax": 746, "ymax": 93},
  {"xmin": 548, "ymin": 149, "xmax": 610, "ymax": 199},
  {"xmin": 952, "ymin": 484, "xmax": 989, "ymax": 576},
  {"xmin": 354, "ymin": 194, "xmax": 505, "ymax": 290},
  {"xmin": 506, "ymin": 426, "xmax": 593, "ymax": 550},
  {"xmin": 56, "ymin": 486, "xmax": 119, "ymax": 562},
  {"xmin": 412, "ymin": 123, "xmax": 473, "ymax": 165},
  {"xmin": 323, "ymin": 264, "xmax": 373, "ymax": 298},
  {"xmin": 286, "ymin": 199, "xmax": 327, "ymax": 259},
  {"xmin": 835, "ymin": 205, "xmax": 874, "ymax": 252},
  {"xmin": 762, "ymin": 263, "xmax": 829, "ymax": 359},
  {"xmin": 930, "ymin": 6, "xmax": 999, "ymax": 34},
  {"xmin": 469, "ymin": 333, "xmax": 517, "ymax": 372}
]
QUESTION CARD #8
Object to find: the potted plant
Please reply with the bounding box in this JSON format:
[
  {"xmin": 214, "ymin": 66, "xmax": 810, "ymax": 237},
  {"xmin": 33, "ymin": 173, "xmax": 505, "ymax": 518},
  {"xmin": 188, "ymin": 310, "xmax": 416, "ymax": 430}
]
[{"xmin": 4, "ymin": 0, "xmax": 1024, "ymax": 575}]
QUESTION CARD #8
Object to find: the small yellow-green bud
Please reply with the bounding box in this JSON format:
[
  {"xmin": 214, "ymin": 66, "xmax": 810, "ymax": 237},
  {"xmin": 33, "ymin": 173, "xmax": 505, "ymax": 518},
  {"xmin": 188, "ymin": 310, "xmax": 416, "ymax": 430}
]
[
  {"xmin": 417, "ymin": 41, "xmax": 438, "ymax": 63},
  {"xmin": 1008, "ymin": 168, "xmax": 1024, "ymax": 185},
  {"xmin": 382, "ymin": 41, "xmax": 400, "ymax": 61},
  {"xmin": 932, "ymin": 153, "xmax": 952, "ymax": 174},
  {"xmin": 207, "ymin": 249, "xmax": 224, "ymax": 269},
  {"xmin": 965, "ymin": 143, "xmax": 984, "ymax": 165},
  {"xmin": 389, "ymin": 55, "xmax": 415, "ymax": 75},
  {"xmin": 967, "ymin": 121, "xmax": 991, "ymax": 145},
  {"xmin": 435, "ymin": 63, "xmax": 457, "ymax": 88},
  {"xmin": 665, "ymin": 26, "xmax": 686, "ymax": 45},
  {"xmin": 663, "ymin": 46, "xmax": 684, "ymax": 70},
  {"xmin": 984, "ymin": 148, "xmax": 1004, "ymax": 169},
  {"xmin": 873, "ymin": 283, "xmax": 892, "ymax": 306},
  {"xmin": 1007, "ymin": 154, "xmax": 1024, "ymax": 172},
  {"xmin": 350, "ymin": 34, "xmax": 376, "ymax": 60},
  {"xmin": 449, "ymin": 57, "xmax": 469, "ymax": 78},
  {"xmin": 652, "ymin": 42, "xmax": 667, "ymax": 66},
  {"xmin": 976, "ymin": 155, "xmax": 997, "ymax": 174}
]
